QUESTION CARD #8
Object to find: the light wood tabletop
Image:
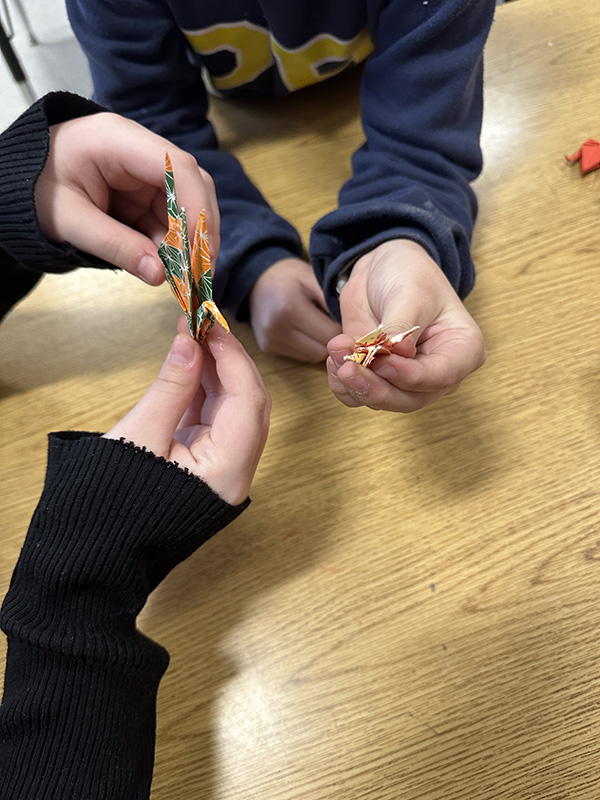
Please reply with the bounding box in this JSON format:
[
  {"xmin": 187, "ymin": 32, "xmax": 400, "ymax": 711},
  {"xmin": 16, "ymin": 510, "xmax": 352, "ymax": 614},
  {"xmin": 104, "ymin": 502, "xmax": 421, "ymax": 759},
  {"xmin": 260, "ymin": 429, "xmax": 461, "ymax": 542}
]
[{"xmin": 1, "ymin": 0, "xmax": 599, "ymax": 797}]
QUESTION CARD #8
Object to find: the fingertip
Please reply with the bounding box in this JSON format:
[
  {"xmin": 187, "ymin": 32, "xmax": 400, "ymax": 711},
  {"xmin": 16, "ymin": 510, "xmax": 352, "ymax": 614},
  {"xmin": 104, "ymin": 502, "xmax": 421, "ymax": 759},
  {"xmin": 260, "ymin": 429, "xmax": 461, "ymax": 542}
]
[
  {"xmin": 167, "ymin": 333, "xmax": 200, "ymax": 366},
  {"xmin": 336, "ymin": 358, "xmax": 361, "ymax": 380},
  {"xmin": 137, "ymin": 254, "xmax": 165, "ymax": 285},
  {"xmin": 335, "ymin": 361, "xmax": 371, "ymax": 395},
  {"xmin": 206, "ymin": 322, "xmax": 236, "ymax": 353},
  {"xmin": 328, "ymin": 356, "xmax": 358, "ymax": 385},
  {"xmin": 176, "ymin": 314, "xmax": 190, "ymax": 335},
  {"xmin": 327, "ymin": 333, "xmax": 355, "ymax": 368},
  {"xmin": 327, "ymin": 333, "xmax": 355, "ymax": 353}
]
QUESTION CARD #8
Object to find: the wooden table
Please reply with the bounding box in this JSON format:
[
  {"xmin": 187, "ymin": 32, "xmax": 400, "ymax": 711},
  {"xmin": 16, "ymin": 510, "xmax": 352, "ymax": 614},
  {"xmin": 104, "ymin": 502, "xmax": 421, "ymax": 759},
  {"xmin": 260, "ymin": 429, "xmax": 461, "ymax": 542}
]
[{"xmin": 1, "ymin": 0, "xmax": 599, "ymax": 796}]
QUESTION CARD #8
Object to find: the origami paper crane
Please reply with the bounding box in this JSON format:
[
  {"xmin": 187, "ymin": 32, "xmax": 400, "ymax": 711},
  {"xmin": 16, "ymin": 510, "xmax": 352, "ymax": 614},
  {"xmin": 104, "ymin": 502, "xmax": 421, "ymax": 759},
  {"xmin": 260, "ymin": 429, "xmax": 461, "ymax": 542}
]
[
  {"xmin": 564, "ymin": 139, "xmax": 600, "ymax": 175},
  {"xmin": 344, "ymin": 325, "xmax": 419, "ymax": 368},
  {"xmin": 158, "ymin": 154, "xmax": 229, "ymax": 343}
]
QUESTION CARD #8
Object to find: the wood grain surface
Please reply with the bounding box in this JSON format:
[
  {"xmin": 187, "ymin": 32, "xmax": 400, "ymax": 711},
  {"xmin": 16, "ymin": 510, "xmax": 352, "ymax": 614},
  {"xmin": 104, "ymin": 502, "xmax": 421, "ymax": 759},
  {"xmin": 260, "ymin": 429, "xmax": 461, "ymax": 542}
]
[{"xmin": 1, "ymin": 0, "xmax": 599, "ymax": 797}]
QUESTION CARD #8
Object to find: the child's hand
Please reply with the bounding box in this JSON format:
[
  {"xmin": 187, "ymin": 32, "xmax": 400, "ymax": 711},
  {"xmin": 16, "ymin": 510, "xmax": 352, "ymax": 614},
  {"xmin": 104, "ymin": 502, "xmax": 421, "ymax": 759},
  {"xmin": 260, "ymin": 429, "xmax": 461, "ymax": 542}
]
[
  {"xmin": 327, "ymin": 240, "xmax": 486, "ymax": 412},
  {"xmin": 249, "ymin": 257, "xmax": 341, "ymax": 362},
  {"xmin": 103, "ymin": 325, "xmax": 270, "ymax": 505},
  {"xmin": 35, "ymin": 113, "xmax": 220, "ymax": 286}
]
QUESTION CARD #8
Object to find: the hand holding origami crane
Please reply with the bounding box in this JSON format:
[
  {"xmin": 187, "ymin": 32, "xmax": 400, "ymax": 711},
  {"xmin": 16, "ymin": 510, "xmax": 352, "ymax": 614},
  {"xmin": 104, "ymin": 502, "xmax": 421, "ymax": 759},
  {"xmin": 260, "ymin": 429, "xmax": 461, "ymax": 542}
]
[
  {"xmin": 344, "ymin": 325, "xmax": 419, "ymax": 368},
  {"xmin": 158, "ymin": 153, "xmax": 229, "ymax": 343}
]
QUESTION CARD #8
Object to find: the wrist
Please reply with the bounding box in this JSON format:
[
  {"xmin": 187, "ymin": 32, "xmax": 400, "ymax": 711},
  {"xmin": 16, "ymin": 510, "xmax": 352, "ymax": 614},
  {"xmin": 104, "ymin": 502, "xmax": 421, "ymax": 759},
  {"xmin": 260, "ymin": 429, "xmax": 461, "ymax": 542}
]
[{"xmin": 354, "ymin": 238, "xmax": 430, "ymax": 271}]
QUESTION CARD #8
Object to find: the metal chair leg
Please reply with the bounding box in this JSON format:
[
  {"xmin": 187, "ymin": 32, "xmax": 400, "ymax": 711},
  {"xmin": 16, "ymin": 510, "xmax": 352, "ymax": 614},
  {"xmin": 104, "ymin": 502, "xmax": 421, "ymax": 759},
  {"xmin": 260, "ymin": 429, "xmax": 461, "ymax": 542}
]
[
  {"xmin": 0, "ymin": 16, "xmax": 36, "ymax": 102},
  {"xmin": 8, "ymin": 0, "xmax": 37, "ymax": 45}
]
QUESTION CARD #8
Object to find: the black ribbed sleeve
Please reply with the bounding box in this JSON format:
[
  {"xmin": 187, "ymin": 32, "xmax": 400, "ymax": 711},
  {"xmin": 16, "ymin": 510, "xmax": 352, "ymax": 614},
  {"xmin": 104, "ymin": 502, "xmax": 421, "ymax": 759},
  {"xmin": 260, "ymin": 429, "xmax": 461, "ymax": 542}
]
[
  {"xmin": 0, "ymin": 92, "xmax": 113, "ymax": 323},
  {"xmin": 0, "ymin": 432, "xmax": 249, "ymax": 799}
]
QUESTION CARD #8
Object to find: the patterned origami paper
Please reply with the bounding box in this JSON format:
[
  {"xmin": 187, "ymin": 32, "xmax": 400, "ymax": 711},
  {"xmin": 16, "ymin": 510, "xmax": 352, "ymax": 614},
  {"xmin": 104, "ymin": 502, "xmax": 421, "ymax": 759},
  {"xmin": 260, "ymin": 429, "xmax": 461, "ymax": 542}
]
[
  {"xmin": 564, "ymin": 139, "xmax": 600, "ymax": 175},
  {"xmin": 158, "ymin": 154, "xmax": 229, "ymax": 343},
  {"xmin": 344, "ymin": 325, "xmax": 419, "ymax": 368}
]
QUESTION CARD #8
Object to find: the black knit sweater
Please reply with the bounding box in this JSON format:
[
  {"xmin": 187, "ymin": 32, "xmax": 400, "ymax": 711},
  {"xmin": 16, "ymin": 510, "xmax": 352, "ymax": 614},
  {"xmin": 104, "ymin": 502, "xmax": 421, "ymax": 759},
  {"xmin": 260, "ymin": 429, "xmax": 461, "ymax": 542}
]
[
  {"xmin": 0, "ymin": 433, "xmax": 248, "ymax": 799},
  {"xmin": 0, "ymin": 91, "xmax": 116, "ymax": 324}
]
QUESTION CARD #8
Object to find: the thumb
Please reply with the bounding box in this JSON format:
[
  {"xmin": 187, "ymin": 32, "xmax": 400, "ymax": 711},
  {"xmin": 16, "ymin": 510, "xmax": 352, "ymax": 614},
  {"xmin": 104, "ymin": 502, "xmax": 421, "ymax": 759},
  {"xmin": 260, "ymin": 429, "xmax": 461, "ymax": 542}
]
[{"xmin": 103, "ymin": 335, "xmax": 203, "ymax": 456}]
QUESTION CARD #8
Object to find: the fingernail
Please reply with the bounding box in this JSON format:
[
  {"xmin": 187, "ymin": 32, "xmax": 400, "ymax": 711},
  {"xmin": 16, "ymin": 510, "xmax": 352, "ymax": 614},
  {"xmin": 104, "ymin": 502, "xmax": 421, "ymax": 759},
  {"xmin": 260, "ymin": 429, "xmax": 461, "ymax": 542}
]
[
  {"xmin": 344, "ymin": 373, "xmax": 370, "ymax": 395},
  {"xmin": 168, "ymin": 335, "xmax": 195, "ymax": 365},
  {"xmin": 330, "ymin": 350, "xmax": 345, "ymax": 368},
  {"xmin": 138, "ymin": 255, "xmax": 162, "ymax": 284},
  {"xmin": 208, "ymin": 321, "xmax": 228, "ymax": 339}
]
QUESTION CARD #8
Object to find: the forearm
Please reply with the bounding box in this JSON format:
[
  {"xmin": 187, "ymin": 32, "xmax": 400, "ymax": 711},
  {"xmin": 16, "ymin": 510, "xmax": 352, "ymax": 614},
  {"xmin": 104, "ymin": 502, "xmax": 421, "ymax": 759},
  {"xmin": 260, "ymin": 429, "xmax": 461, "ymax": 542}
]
[
  {"xmin": 0, "ymin": 634, "xmax": 166, "ymax": 800},
  {"xmin": 311, "ymin": 0, "xmax": 496, "ymax": 319},
  {"xmin": 0, "ymin": 432, "xmax": 247, "ymax": 799}
]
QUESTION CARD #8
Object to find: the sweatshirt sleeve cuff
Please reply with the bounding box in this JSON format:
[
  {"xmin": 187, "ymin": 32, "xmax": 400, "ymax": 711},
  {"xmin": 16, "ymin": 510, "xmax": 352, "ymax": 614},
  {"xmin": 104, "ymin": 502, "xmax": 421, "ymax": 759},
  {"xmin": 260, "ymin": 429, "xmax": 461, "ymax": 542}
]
[
  {"xmin": 310, "ymin": 197, "xmax": 476, "ymax": 321},
  {"xmin": 321, "ymin": 226, "xmax": 442, "ymax": 321}
]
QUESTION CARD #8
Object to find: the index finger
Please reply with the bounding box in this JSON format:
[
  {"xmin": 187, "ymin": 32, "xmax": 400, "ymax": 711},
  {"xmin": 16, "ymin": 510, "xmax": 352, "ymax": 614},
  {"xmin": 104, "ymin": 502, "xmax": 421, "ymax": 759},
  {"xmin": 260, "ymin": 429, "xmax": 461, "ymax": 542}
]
[
  {"xmin": 330, "ymin": 358, "xmax": 453, "ymax": 412},
  {"xmin": 373, "ymin": 334, "xmax": 485, "ymax": 394},
  {"xmin": 98, "ymin": 117, "xmax": 221, "ymax": 258}
]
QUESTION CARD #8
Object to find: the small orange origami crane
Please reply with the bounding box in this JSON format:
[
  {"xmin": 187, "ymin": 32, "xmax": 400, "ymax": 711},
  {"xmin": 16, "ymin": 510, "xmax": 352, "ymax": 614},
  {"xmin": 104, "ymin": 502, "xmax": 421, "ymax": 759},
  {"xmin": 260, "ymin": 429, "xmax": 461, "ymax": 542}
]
[
  {"xmin": 344, "ymin": 325, "xmax": 419, "ymax": 368},
  {"xmin": 564, "ymin": 139, "xmax": 600, "ymax": 175},
  {"xmin": 158, "ymin": 153, "xmax": 229, "ymax": 343}
]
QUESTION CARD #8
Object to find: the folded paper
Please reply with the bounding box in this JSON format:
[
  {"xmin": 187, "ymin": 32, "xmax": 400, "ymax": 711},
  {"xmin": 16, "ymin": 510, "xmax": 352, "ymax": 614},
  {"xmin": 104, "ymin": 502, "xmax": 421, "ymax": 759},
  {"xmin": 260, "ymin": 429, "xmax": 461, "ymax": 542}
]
[
  {"xmin": 158, "ymin": 153, "xmax": 229, "ymax": 342},
  {"xmin": 344, "ymin": 325, "xmax": 419, "ymax": 368},
  {"xmin": 565, "ymin": 139, "xmax": 600, "ymax": 175}
]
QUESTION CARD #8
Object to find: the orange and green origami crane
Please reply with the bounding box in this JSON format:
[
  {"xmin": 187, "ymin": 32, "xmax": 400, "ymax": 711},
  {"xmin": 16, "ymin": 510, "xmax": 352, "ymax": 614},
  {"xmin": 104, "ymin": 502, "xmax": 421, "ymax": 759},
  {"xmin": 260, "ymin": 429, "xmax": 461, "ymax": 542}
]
[{"xmin": 158, "ymin": 154, "xmax": 229, "ymax": 343}]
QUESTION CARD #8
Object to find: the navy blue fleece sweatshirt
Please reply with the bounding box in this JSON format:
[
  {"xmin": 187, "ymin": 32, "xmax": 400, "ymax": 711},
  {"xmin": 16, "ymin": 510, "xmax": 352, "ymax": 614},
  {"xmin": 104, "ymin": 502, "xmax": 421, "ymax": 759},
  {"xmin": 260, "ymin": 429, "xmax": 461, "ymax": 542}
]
[{"xmin": 66, "ymin": 0, "xmax": 495, "ymax": 320}]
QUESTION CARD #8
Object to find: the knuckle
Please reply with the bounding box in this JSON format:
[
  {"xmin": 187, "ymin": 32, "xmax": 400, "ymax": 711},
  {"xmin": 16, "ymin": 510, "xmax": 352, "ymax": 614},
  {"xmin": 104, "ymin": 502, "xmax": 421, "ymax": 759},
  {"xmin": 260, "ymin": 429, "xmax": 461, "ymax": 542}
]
[
  {"xmin": 174, "ymin": 149, "xmax": 201, "ymax": 174},
  {"xmin": 250, "ymin": 386, "xmax": 271, "ymax": 416},
  {"xmin": 152, "ymin": 373, "xmax": 188, "ymax": 396},
  {"xmin": 256, "ymin": 334, "xmax": 279, "ymax": 355},
  {"xmin": 198, "ymin": 168, "xmax": 215, "ymax": 195},
  {"xmin": 264, "ymin": 292, "xmax": 291, "ymax": 319},
  {"xmin": 253, "ymin": 316, "xmax": 286, "ymax": 352},
  {"xmin": 102, "ymin": 232, "xmax": 135, "ymax": 271},
  {"xmin": 397, "ymin": 369, "xmax": 424, "ymax": 392}
]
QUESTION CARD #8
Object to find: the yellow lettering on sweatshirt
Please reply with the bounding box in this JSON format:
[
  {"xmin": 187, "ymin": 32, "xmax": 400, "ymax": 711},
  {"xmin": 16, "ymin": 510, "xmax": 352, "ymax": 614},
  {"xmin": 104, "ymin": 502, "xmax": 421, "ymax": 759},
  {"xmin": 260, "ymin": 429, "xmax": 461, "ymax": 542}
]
[{"xmin": 184, "ymin": 21, "xmax": 373, "ymax": 92}]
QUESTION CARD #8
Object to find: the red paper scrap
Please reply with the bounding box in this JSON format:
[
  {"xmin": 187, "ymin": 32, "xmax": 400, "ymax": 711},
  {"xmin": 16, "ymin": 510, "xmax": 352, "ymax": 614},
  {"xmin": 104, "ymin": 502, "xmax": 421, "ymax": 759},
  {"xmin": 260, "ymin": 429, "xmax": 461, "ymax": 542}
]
[{"xmin": 565, "ymin": 139, "xmax": 600, "ymax": 175}]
